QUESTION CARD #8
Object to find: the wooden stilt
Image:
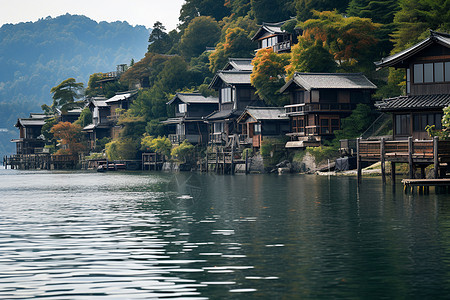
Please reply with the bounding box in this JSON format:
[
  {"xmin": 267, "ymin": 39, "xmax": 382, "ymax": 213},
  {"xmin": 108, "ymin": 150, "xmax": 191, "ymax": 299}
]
[
  {"xmin": 408, "ymin": 137, "xmax": 414, "ymax": 179},
  {"xmin": 381, "ymin": 137, "xmax": 386, "ymax": 184},
  {"xmin": 391, "ymin": 162, "xmax": 396, "ymax": 185},
  {"xmin": 357, "ymin": 138, "xmax": 362, "ymax": 184},
  {"xmin": 434, "ymin": 136, "xmax": 439, "ymax": 179}
]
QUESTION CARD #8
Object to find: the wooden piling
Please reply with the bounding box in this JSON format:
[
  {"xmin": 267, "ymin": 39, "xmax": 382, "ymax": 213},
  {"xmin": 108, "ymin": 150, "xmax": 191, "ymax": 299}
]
[
  {"xmin": 391, "ymin": 162, "xmax": 396, "ymax": 185},
  {"xmin": 381, "ymin": 137, "xmax": 386, "ymax": 184},
  {"xmin": 434, "ymin": 136, "xmax": 439, "ymax": 179},
  {"xmin": 408, "ymin": 137, "xmax": 414, "ymax": 179},
  {"xmin": 357, "ymin": 138, "xmax": 361, "ymax": 184}
]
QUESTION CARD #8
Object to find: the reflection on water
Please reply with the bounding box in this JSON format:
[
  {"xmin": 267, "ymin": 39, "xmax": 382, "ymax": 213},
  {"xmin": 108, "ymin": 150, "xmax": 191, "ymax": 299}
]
[{"xmin": 1, "ymin": 169, "xmax": 450, "ymax": 299}]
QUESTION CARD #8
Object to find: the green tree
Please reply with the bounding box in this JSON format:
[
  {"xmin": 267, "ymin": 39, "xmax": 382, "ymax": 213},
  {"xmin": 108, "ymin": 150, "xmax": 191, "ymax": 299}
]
[
  {"xmin": 105, "ymin": 138, "xmax": 140, "ymax": 160},
  {"xmin": 141, "ymin": 135, "xmax": 172, "ymax": 157},
  {"xmin": 43, "ymin": 78, "xmax": 84, "ymax": 113},
  {"xmin": 333, "ymin": 103, "xmax": 377, "ymax": 142},
  {"xmin": 74, "ymin": 107, "xmax": 92, "ymax": 128},
  {"xmin": 224, "ymin": 0, "xmax": 252, "ymax": 17},
  {"xmin": 179, "ymin": 16, "xmax": 221, "ymax": 58},
  {"xmin": 147, "ymin": 21, "xmax": 172, "ymax": 54},
  {"xmin": 179, "ymin": 0, "xmax": 230, "ymax": 29},
  {"xmin": 297, "ymin": 10, "xmax": 381, "ymax": 72},
  {"xmin": 287, "ymin": 40, "xmax": 337, "ymax": 75},
  {"xmin": 209, "ymin": 27, "xmax": 256, "ymax": 73},
  {"xmin": 296, "ymin": 0, "xmax": 350, "ymax": 21},
  {"xmin": 251, "ymin": 0, "xmax": 296, "ymax": 23},
  {"xmin": 392, "ymin": 0, "xmax": 450, "ymax": 52},
  {"xmin": 250, "ymin": 48, "xmax": 290, "ymax": 106},
  {"xmin": 50, "ymin": 121, "xmax": 86, "ymax": 156}
]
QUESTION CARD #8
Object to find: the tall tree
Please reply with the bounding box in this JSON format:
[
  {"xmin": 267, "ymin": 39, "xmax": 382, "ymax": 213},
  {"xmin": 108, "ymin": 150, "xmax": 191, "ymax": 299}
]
[
  {"xmin": 287, "ymin": 40, "xmax": 337, "ymax": 76},
  {"xmin": 296, "ymin": 0, "xmax": 350, "ymax": 22},
  {"xmin": 147, "ymin": 21, "xmax": 171, "ymax": 54},
  {"xmin": 250, "ymin": 48, "xmax": 290, "ymax": 106},
  {"xmin": 251, "ymin": 0, "xmax": 296, "ymax": 23},
  {"xmin": 392, "ymin": 0, "xmax": 450, "ymax": 52},
  {"xmin": 43, "ymin": 78, "xmax": 84, "ymax": 113},
  {"xmin": 209, "ymin": 27, "xmax": 256, "ymax": 73},
  {"xmin": 179, "ymin": 0, "xmax": 230, "ymax": 29},
  {"xmin": 298, "ymin": 10, "xmax": 381, "ymax": 71},
  {"xmin": 50, "ymin": 121, "xmax": 86, "ymax": 156},
  {"xmin": 179, "ymin": 16, "xmax": 221, "ymax": 58}
]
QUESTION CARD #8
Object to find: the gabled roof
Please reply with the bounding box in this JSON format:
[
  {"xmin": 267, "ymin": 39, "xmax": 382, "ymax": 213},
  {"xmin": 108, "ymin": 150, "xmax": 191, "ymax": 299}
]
[
  {"xmin": 252, "ymin": 20, "xmax": 288, "ymax": 41},
  {"xmin": 375, "ymin": 31, "xmax": 450, "ymax": 68},
  {"xmin": 15, "ymin": 118, "xmax": 46, "ymax": 128},
  {"xmin": 376, "ymin": 94, "xmax": 450, "ymax": 111},
  {"xmin": 29, "ymin": 113, "xmax": 52, "ymax": 119},
  {"xmin": 204, "ymin": 109, "xmax": 244, "ymax": 121},
  {"xmin": 105, "ymin": 90, "xmax": 138, "ymax": 103},
  {"xmin": 209, "ymin": 70, "xmax": 252, "ymax": 89},
  {"xmin": 280, "ymin": 73, "xmax": 377, "ymax": 93},
  {"xmin": 237, "ymin": 107, "xmax": 288, "ymax": 123},
  {"xmin": 223, "ymin": 58, "xmax": 254, "ymax": 71},
  {"xmin": 167, "ymin": 92, "xmax": 218, "ymax": 105},
  {"xmin": 90, "ymin": 100, "xmax": 109, "ymax": 108}
]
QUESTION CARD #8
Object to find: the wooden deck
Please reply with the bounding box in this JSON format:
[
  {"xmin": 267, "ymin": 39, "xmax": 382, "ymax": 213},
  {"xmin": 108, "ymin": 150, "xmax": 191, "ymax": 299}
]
[
  {"xmin": 355, "ymin": 137, "xmax": 450, "ymax": 183},
  {"xmin": 402, "ymin": 179, "xmax": 450, "ymax": 194}
]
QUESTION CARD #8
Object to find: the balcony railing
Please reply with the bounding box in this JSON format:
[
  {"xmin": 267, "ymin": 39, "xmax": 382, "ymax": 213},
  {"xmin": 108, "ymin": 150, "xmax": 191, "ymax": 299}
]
[
  {"xmin": 273, "ymin": 41, "xmax": 291, "ymax": 53},
  {"xmin": 285, "ymin": 103, "xmax": 355, "ymax": 115},
  {"xmin": 209, "ymin": 133, "xmax": 228, "ymax": 144},
  {"xmin": 169, "ymin": 134, "xmax": 186, "ymax": 145}
]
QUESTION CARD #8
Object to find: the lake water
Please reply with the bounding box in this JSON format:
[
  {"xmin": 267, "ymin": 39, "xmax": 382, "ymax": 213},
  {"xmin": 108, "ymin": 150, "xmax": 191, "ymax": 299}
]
[{"xmin": 1, "ymin": 169, "xmax": 450, "ymax": 299}]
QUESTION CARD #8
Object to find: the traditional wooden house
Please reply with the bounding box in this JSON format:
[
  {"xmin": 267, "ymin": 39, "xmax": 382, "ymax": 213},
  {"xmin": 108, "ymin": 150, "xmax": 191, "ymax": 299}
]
[
  {"xmin": 237, "ymin": 107, "xmax": 290, "ymax": 148},
  {"xmin": 57, "ymin": 107, "xmax": 83, "ymax": 123},
  {"xmin": 280, "ymin": 72, "xmax": 377, "ymax": 148},
  {"xmin": 251, "ymin": 19, "xmax": 298, "ymax": 53},
  {"xmin": 162, "ymin": 92, "xmax": 219, "ymax": 145},
  {"xmin": 206, "ymin": 69, "xmax": 264, "ymax": 145},
  {"xmin": 82, "ymin": 97, "xmax": 110, "ymax": 150},
  {"xmin": 12, "ymin": 113, "xmax": 51, "ymax": 154},
  {"xmin": 223, "ymin": 58, "xmax": 254, "ymax": 71},
  {"xmin": 104, "ymin": 90, "xmax": 138, "ymax": 139},
  {"xmin": 375, "ymin": 31, "xmax": 450, "ymax": 140}
]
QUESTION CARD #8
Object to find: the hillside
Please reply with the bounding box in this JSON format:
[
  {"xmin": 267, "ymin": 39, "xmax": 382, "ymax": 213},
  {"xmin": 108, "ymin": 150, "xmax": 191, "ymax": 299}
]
[{"xmin": 0, "ymin": 14, "xmax": 150, "ymax": 156}]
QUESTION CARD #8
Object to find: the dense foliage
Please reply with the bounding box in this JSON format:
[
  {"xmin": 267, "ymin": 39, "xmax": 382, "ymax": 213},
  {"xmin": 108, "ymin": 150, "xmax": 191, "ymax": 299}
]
[{"xmin": 3, "ymin": 0, "xmax": 449, "ymax": 158}]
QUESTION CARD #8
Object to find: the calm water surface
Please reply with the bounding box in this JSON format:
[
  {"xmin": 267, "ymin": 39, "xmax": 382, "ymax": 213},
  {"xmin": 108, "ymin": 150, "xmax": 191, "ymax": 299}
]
[{"xmin": 1, "ymin": 168, "xmax": 450, "ymax": 299}]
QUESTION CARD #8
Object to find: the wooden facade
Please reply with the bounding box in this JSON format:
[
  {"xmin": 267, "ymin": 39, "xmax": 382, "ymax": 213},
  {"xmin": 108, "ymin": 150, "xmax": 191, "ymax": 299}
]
[
  {"xmin": 12, "ymin": 114, "xmax": 51, "ymax": 155},
  {"xmin": 162, "ymin": 93, "xmax": 218, "ymax": 145},
  {"xmin": 281, "ymin": 73, "xmax": 377, "ymax": 148},
  {"xmin": 251, "ymin": 20, "xmax": 298, "ymax": 53},
  {"xmin": 375, "ymin": 31, "xmax": 450, "ymax": 140},
  {"xmin": 207, "ymin": 67, "xmax": 264, "ymax": 146},
  {"xmin": 237, "ymin": 107, "xmax": 290, "ymax": 148}
]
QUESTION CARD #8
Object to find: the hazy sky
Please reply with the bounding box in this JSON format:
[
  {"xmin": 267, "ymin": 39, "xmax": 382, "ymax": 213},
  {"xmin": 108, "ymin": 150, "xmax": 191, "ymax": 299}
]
[{"xmin": 0, "ymin": 0, "xmax": 185, "ymax": 30}]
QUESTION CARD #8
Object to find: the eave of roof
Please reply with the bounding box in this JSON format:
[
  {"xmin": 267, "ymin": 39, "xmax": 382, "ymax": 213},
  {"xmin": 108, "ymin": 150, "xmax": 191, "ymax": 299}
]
[
  {"xmin": 375, "ymin": 31, "xmax": 450, "ymax": 68},
  {"xmin": 209, "ymin": 70, "xmax": 252, "ymax": 89},
  {"xmin": 376, "ymin": 94, "xmax": 450, "ymax": 111}
]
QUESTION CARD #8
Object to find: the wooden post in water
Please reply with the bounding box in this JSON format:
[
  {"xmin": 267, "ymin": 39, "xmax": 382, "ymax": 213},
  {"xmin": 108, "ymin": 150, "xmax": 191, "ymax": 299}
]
[
  {"xmin": 391, "ymin": 162, "xmax": 396, "ymax": 185},
  {"xmin": 408, "ymin": 137, "xmax": 414, "ymax": 179},
  {"xmin": 434, "ymin": 136, "xmax": 439, "ymax": 179},
  {"xmin": 231, "ymin": 147, "xmax": 235, "ymax": 175},
  {"xmin": 245, "ymin": 152, "xmax": 249, "ymax": 174},
  {"xmin": 357, "ymin": 138, "xmax": 361, "ymax": 184},
  {"xmin": 205, "ymin": 150, "xmax": 208, "ymax": 173},
  {"xmin": 215, "ymin": 147, "xmax": 219, "ymax": 174},
  {"xmin": 381, "ymin": 137, "xmax": 386, "ymax": 184}
]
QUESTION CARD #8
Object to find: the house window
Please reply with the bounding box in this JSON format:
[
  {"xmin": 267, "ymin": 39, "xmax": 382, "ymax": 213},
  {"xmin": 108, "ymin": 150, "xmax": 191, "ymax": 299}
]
[
  {"xmin": 294, "ymin": 91, "xmax": 304, "ymax": 104},
  {"xmin": 292, "ymin": 116, "xmax": 304, "ymax": 133},
  {"xmin": 221, "ymin": 87, "xmax": 232, "ymax": 103},
  {"xmin": 414, "ymin": 62, "xmax": 450, "ymax": 83},
  {"xmin": 414, "ymin": 64, "xmax": 423, "ymax": 83},
  {"xmin": 435, "ymin": 62, "xmax": 444, "ymax": 82},
  {"xmin": 395, "ymin": 114, "xmax": 411, "ymax": 135},
  {"xmin": 424, "ymin": 63, "xmax": 433, "ymax": 83},
  {"xmin": 413, "ymin": 113, "xmax": 443, "ymax": 131},
  {"xmin": 178, "ymin": 103, "xmax": 187, "ymax": 113},
  {"xmin": 214, "ymin": 122, "xmax": 223, "ymax": 133},
  {"xmin": 254, "ymin": 123, "xmax": 262, "ymax": 134},
  {"xmin": 320, "ymin": 117, "xmax": 339, "ymax": 134},
  {"xmin": 319, "ymin": 90, "xmax": 338, "ymax": 103}
]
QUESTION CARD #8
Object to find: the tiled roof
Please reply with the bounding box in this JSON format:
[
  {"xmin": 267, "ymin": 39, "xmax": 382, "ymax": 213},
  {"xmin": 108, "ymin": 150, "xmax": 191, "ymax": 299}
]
[
  {"xmin": 376, "ymin": 94, "xmax": 450, "ymax": 111},
  {"xmin": 205, "ymin": 109, "xmax": 243, "ymax": 121},
  {"xmin": 16, "ymin": 118, "xmax": 46, "ymax": 127},
  {"xmin": 280, "ymin": 73, "xmax": 377, "ymax": 93},
  {"xmin": 209, "ymin": 70, "xmax": 252, "ymax": 89},
  {"xmin": 251, "ymin": 20, "xmax": 288, "ymax": 40},
  {"xmin": 238, "ymin": 107, "xmax": 288, "ymax": 122},
  {"xmin": 375, "ymin": 31, "xmax": 450, "ymax": 68},
  {"xmin": 105, "ymin": 91, "xmax": 137, "ymax": 103},
  {"xmin": 224, "ymin": 58, "xmax": 254, "ymax": 71},
  {"xmin": 167, "ymin": 93, "xmax": 218, "ymax": 105}
]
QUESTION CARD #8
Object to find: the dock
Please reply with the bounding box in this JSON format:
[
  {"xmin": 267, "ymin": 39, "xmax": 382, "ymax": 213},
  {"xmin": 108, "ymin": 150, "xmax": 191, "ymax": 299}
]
[{"xmin": 402, "ymin": 178, "xmax": 450, "ymax": 194}]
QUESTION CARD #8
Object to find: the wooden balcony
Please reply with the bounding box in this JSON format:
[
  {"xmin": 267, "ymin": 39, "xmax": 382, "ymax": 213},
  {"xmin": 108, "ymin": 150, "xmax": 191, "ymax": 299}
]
[
  {"xmin": 273, "ymin": 41, "xmax": 291, "ymax": 53},
  {"xmin": 169, "ymin": 134, "xmax": 186, "ymax": 145},
  {"xmin": 285, "ymin": 103, "xmax": 355, "ymax": 115}
]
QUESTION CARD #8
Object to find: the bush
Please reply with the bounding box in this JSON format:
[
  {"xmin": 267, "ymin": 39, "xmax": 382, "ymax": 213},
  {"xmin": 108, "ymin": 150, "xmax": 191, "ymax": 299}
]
[
  {"xmin": 141, "ymin": 135, "xmax": 172, "ymax": 157},
  {"xmin": 306, "ymin": 146, "xmax": 339, "ymax": 165},
  {"xmin": 105, "ymin": 138, "xmax": 140, "ymax": 160},
  {"xmin": 171, "ymin": 140, "xmax": 195, "ymax": 163}
]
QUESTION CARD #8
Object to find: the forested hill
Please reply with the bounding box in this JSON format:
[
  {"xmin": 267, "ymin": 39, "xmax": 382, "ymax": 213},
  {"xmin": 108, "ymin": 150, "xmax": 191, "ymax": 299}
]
[{"xmin": 0, "ymin": 14, "xmax": 150, "ymax": 156}]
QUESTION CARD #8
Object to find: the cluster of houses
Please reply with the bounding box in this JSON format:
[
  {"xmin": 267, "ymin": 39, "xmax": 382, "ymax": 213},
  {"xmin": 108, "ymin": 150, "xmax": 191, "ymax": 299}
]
[{"xmin": 9, "ymin": 21, "xmax": 450, "ymax": 173}]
